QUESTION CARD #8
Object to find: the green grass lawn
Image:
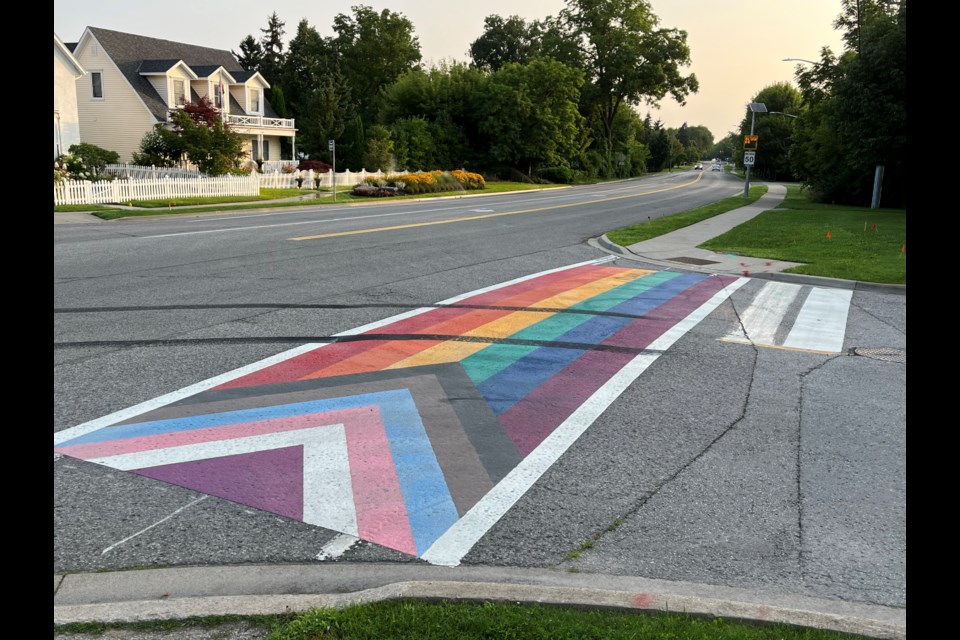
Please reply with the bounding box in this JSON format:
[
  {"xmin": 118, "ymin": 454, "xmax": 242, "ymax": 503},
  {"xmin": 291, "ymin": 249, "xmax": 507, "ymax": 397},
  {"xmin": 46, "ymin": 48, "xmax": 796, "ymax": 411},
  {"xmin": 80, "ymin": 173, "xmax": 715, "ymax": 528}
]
[
  {"xmin": 606, "ymin": 186, "xmax": 768, "ymax": 246},
  {"xmin": 53, "ymin": 204, "xmax": 118, "ymax": 212},
  {"xmin": 699, "ymin": 184, "xmax": 906, "ymax": 284},
  {"xmin": 54, "ymin": 601, "xmax": 874, "ymax": 640}
]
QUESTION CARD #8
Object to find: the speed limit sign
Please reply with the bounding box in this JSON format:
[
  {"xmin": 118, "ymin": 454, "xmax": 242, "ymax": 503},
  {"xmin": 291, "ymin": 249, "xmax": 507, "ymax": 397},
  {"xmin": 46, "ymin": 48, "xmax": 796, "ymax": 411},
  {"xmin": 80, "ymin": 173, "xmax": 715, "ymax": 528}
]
[{"xmin": 743, "ymin": 151, "xmax": 756, "ymax": 167}]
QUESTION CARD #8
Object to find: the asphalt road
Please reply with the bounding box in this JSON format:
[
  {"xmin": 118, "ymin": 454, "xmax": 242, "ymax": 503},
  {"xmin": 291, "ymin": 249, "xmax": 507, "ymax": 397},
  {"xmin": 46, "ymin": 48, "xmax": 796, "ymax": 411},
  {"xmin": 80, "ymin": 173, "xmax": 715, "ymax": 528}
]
[{"xmin": 54, "ymin": 171, "xmax": 905, "ymax": 615}]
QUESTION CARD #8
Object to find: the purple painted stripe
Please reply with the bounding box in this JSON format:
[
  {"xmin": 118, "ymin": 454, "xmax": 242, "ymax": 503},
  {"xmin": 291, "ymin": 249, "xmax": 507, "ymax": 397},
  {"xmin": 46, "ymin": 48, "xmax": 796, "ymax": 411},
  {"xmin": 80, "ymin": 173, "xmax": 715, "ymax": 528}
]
[
  {"xmin": 136, "ymin": 446, "xmax": 305, "ymax": 521},
  {"xmin": 499, "ymin": 276, "xmax": 736, "ymax": 455}
]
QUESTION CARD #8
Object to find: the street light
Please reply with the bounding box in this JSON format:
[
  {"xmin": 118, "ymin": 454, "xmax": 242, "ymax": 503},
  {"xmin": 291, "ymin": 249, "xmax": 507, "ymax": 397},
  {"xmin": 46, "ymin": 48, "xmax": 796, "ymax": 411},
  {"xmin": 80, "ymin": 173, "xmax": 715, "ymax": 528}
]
[
  {"xmin": 743, "ymin": 102, "xmax": 766, "ymax": 198},
  {"xmin": 782, "ymin": 57, "xmax": 817, "ymax": 65},
  {"xmin": 769, "ymin": 111, "xmax": 798, "ymax": 119}
]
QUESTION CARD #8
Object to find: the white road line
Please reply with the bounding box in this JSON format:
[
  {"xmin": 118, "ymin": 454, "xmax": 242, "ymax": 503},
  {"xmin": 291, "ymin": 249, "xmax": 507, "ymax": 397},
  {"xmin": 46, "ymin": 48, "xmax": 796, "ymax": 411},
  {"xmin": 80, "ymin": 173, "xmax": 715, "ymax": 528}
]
[
  {"xmin": 53, "ymin": 343, "xmax": 325, "ymax": 445},
  {"xmin": 782, "ymin": 287, "xmax": 853, "ymax": 353},
  {"xmin": 316, "ymin": 533, "xmax": 359, "ymax": 560},
  {"xmin": 723, "ymin": 281, "xmax": 802, "ymax": 346},
  {"xmin": 144, "ymin": 192, "xmax": 590, "ymax": 238},
  {"xmin": 101, "ymin": 495, "xmax": 209, "ymax": 555},
  {"xmin": 421, "ymin": 275, "xmax": 750, "ymax": 566}
]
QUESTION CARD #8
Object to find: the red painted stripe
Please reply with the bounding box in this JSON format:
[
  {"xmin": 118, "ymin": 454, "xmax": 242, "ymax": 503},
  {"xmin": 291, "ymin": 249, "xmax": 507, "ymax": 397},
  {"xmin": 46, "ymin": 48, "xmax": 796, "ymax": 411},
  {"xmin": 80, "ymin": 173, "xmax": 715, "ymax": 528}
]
[{"xmin": 305, "ymin": 267, "xmax": 634, "ymax": 379}]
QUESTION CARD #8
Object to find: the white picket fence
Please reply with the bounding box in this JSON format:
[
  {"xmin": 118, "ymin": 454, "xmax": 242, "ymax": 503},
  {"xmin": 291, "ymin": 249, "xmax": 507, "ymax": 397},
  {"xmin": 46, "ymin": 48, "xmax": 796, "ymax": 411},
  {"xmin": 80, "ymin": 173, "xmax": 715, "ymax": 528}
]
[
  {"xmin": 255, "ymin": 169, "xmax": 403, "ymax": 189},
  {"xmin": 54, "ymin": 175, "xmax": 259, "ymax": 206},
  {"xmin": 54, "ymin": 168, "xmax": 410, "ymax": 205}
]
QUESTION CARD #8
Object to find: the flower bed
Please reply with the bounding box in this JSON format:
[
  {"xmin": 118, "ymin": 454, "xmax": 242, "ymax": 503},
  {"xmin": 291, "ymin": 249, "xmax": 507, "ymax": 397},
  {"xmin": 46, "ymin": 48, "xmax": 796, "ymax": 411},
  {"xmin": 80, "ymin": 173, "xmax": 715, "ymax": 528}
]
[{"xmin": 354, "ymin": 170, "xmax": 485, "ymax": 196}]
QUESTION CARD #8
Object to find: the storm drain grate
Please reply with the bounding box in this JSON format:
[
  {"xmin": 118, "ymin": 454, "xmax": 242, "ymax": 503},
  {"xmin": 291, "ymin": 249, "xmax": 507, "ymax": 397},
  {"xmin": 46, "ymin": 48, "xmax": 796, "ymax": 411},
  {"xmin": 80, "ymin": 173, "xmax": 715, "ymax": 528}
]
[
  {"xmin": 668, "ymin": 256, "xmax": 721, "ymax": 266},
  {"xmin": 850, "ymin": 347, "xmax": 906, "ymax": 363}
]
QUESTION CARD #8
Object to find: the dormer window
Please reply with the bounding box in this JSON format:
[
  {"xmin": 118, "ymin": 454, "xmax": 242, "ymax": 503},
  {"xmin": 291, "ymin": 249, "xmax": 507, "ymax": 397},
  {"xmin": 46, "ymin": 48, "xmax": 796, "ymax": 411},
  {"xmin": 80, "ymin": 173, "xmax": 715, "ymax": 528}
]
[
  {"xmin": 213, "ymin": 81, "xmax": 224, "ymax": 109},
  {"xmin": 248, "ymin": 88, "xmax": 261, "ymax": 113},
  {"xmin": 173, "ymin": 79, "xmax": 186, "ymax": 106}
]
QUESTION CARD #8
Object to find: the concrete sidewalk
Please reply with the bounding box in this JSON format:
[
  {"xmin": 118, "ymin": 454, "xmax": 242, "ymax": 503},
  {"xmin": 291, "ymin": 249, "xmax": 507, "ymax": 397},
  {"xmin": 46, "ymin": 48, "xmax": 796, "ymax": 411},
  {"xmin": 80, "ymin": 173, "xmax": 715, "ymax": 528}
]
[{"xmin": 54, "ymin": 563, "xmax": 906, "ymax": 639}]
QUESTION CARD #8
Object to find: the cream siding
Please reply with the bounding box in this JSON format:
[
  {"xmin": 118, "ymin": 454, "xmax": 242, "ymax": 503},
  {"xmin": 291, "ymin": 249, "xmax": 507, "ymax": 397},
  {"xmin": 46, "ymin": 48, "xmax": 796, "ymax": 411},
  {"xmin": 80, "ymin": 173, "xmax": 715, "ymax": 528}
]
[
  {"xmin": 145, "ymin": 75, "xmax": 167, "ymax": 105},
  {"xmin": 54, "ymin": 45, "xmax": 84, "ymax": 157},
  {"xmin": 73, "ymin": 35, "xmax": 157, "ymax": 163},
  {"xmin": 228, "ymin": 84, "xmax": 244, "ymax": 112},
  {"xmin": 191, "ymin": 78, "xmax": 210, "ymax": 101}
]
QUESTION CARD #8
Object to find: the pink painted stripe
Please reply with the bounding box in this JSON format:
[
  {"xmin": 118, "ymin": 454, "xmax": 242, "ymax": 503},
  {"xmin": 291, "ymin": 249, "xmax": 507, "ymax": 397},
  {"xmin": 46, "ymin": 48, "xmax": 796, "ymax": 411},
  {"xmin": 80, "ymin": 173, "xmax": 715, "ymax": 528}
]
[
  {"xmin": 345, "ymin": 411, "xmax": 417, "ymax": 556},
  {"xmin": 215, "ymin": 264, "xmax": 627, "ymax": 390},
  {"xmin": 499, "ymin": 276, "xmax": 737, "ymax": 455},
  {"xmin": 56, "ymin": 407, "xmax": 380, "ymax": 460}
]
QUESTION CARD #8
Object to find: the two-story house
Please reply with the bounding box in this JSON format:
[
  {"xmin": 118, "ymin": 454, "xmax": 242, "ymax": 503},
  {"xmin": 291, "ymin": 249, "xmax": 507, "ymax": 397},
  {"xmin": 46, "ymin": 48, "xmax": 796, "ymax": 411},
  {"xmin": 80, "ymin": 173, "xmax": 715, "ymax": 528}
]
[
  {"xmin": 66, "ymin": 26, "xmax": 296, "ymax": 165},
  {"xmin": 54, "ymin": 32, "xmax": 86, "ymax": 158}
]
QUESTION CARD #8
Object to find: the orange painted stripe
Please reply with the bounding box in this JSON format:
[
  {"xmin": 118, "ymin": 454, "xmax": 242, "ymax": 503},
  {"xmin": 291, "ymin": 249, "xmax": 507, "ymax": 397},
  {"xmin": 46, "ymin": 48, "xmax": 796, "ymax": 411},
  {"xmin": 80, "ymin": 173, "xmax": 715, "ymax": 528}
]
[
  {"xmin": 300, "ymin": 267, "xmax": 635, "ymax": 380},
  {"xmin": 390, "ymin": 270, "xmax": 653, "ymax": 368}
]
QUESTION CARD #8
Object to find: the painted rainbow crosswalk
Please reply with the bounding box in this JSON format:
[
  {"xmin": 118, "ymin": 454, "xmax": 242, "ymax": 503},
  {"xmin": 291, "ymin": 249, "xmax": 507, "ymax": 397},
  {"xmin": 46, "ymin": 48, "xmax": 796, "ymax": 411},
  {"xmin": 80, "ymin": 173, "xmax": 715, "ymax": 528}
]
[{"xmin": 55, "ymin": 261, "xmax": 747, "ymax": 564}]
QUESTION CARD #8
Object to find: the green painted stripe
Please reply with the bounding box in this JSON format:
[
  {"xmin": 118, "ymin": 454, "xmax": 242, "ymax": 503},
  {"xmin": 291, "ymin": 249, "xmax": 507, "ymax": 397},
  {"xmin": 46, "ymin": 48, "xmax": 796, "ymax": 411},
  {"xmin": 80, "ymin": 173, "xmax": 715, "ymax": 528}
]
[{"xmin": 462, "ymin": 271, "xmax": 681, "ymax": 384}]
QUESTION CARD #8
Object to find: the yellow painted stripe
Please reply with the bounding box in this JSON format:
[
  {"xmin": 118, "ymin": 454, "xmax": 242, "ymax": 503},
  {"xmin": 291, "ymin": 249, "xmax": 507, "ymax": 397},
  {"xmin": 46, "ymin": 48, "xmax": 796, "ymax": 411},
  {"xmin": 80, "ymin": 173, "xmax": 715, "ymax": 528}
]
[
  {"xmin": 389, "ymin": 269, "xmax": 654, "ymax": 368},
  {"xmin": 717, "ymin": 337, "xmax": 839, "ymax": 355},
  {"xmin": 288, "ymin": 176, "xmax": 702, "ymax": 241}
]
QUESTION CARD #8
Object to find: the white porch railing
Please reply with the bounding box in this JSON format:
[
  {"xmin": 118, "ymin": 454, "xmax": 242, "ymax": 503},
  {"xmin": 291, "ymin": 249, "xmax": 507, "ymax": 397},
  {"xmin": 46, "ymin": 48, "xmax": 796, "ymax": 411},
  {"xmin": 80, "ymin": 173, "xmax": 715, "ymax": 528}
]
[
  {"xmin": 224, "ymin": 114, "xmax": 295, "ymax": 129},
  {"xmin": 54, "ymin": 175, "xmax": 259, "ymax": 206}
]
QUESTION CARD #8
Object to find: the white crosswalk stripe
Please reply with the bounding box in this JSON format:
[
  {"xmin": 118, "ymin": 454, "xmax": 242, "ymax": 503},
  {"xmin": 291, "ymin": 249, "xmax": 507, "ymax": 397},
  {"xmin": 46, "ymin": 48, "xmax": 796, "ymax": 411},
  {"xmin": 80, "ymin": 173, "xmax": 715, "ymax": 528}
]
[
  {"xmin": 783, "ymin": 287, "xmax": 853, "ymax": 353},
  {"xmin": 723, "ymin": 282, "xmax": 852, "ymax": 353}
]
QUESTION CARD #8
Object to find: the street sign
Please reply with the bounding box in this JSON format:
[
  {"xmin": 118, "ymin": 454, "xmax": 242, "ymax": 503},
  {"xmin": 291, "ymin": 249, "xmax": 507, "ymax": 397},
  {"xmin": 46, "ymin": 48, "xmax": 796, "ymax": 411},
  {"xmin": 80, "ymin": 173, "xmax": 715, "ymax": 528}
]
[
  {"xmin": 743, "ymin": 151, "xmax": 756, "ymax": 167},
  {"xmin": 328, "ymin": 139, "xmax": 335, "ymax": 151},
  {"xmin": 743, "ymin": 135, "xmax": 758, "ymax": 150}
]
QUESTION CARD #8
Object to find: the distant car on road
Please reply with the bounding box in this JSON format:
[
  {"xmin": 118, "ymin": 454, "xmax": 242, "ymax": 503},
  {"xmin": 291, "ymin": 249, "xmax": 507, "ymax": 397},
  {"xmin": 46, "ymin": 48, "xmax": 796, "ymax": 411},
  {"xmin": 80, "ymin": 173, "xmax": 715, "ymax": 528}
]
[
  {"xmin": 711, "ymin": 164, "xmax": 721, "ymax": 172},
  {"xmin": 694, "ymin": 162, "xmax": 703, "ymax": 170}
]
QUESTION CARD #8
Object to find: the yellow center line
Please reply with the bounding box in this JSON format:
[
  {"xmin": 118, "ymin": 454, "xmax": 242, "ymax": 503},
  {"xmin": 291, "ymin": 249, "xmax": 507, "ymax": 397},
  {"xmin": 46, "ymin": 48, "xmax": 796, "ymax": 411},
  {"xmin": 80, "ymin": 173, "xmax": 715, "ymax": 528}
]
[{"xmin": 288, "ymin": 174, "xmax": 703, "ymax": 241}]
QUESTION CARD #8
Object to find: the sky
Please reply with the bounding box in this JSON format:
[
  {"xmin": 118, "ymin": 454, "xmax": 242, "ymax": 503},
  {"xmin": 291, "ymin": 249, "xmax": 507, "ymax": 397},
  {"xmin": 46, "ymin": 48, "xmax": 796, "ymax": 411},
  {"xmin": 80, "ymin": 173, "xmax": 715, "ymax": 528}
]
[{"xmin": 53, "ymin": 0, "xmax": 846, "ymax": 143}]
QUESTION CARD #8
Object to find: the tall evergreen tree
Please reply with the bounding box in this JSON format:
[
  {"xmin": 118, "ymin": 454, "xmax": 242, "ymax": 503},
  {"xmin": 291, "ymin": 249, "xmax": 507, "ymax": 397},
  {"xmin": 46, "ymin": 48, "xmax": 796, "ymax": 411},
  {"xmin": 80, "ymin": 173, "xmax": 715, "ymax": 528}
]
[{"xmin": 233, "ymin": 35, "xmax": 263, "ymax": 71}]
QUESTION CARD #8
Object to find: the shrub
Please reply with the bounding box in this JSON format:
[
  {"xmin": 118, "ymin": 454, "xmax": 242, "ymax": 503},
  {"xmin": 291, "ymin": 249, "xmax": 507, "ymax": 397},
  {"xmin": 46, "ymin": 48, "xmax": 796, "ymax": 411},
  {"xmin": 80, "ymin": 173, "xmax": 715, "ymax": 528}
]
[
  {"xmin": 68, "ymin": 142, "xmax": 120, "ymax": 176},
  {"xmin": 450, "ymin": 170, "xmax": 486, "ymax": 189},
  {"xmin": 538, "ymin": 166, "xmax": 574, "ymax": 184},
  {"xmin": 298, "ymin": 160, "xmax": 332, "ymax": 173},
  {"xmin": 281, "ymin": 164, "xmax": 297, "ymax": 173},
  {"xmin": 54, "ymin": 153, "xmax": 114, "ymax": 183},
  {"xmin": 352, "ymin": 184, "xmax": 401, "ymax": 197}
]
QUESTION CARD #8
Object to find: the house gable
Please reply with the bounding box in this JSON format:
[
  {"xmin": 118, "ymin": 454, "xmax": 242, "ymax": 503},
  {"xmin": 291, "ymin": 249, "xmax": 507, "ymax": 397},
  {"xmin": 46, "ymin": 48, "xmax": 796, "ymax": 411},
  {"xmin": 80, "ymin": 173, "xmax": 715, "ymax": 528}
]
[{"xmin": 55, "ymin": 33, "xmax": 86, "ymax": 157}]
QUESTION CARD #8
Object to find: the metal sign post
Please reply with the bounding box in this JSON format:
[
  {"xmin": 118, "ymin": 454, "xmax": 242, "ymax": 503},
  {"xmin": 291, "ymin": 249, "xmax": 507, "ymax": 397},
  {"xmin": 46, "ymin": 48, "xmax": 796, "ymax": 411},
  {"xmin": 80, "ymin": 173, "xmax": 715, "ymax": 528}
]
[
  {"xmin": 329, "ymin": 139, "xmax": 336, "ymax": 202},
  {"xmin": 743, "ymin": 102, "xmax": 766, "ymax": 198}
]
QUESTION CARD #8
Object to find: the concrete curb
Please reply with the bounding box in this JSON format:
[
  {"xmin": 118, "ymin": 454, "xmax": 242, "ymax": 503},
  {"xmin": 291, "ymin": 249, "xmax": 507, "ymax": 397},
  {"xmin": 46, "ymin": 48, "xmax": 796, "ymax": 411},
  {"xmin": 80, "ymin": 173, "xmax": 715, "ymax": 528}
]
[
  {"xmin": 593, "ymin": 235, "xmax": 907, "ymax": 295},
  {"xmin": 53, "ymin": 565, "xmax": 906, "ymax": 639}
]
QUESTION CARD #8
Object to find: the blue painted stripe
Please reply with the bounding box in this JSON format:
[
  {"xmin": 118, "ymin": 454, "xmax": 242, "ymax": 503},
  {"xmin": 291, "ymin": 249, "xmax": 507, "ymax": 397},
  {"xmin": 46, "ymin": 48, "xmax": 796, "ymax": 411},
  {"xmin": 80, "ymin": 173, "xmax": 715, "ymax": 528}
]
[
  {"xmin": 374, "ymin": 390, "xmax": 460, "ymax": 554},
  {"xmin": 478, "ymin": 273, "xmax": 707, "ymax": 415},
  {"xmin": 58, "ymin": 388, "xmax": 460, "ymax": 554},
  {"xmin": 57, "ymin": 391, "xmax": 414, "ymax": 445}
]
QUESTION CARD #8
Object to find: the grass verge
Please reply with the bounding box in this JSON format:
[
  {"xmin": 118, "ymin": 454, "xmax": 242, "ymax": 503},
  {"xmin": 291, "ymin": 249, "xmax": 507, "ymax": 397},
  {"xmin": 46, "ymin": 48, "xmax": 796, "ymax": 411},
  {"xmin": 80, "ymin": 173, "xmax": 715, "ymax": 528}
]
[
  {"xmin": 83, "ymin": 182, "xmax": 564, "ymax": 220},
  {"xmin": 699, "ymin": 184, "xmax": 906, "ymax": 284},
  {"xmin": 606, "ymin": 186, "xmax": 768, "ymax": 246},
  {"xmin": 54, "ymin": 601, "xmax": 875, "ymax": 639}
]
